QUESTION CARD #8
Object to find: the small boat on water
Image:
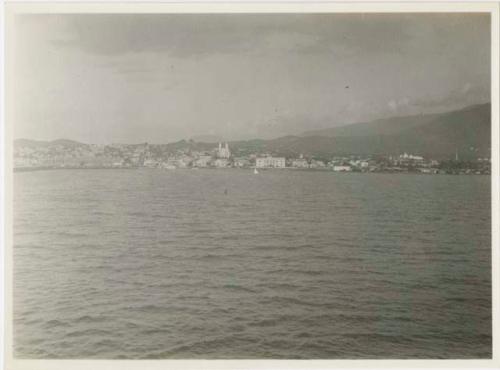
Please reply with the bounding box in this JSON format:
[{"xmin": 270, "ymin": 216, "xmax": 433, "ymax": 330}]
[{"xmin": 254, "ymin": 168, "xmax": 259, "ymax": 175}]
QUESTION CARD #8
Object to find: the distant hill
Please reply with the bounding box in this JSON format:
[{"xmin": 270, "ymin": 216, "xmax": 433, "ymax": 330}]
[
  {"xmin": 14, "ymin": 103, "xmax": 491, "ymax": 161},
  {"xmin": 14, "ymin": 138, "xmax": 54, "ymax": 148},
  {"xmin": 301, "ymin": 103, "xmax": 489, "ymax": 137},
  {"xmin": 301, "ymin": 113, "xmax": 438, "ymax": 138},
  {"xmin": 293, "ymin": 103, "xmax": 491, "ymax": 159},
  {"xmin": 14, "ymin": 138, "xmax": 88, "ymax": 149},
  {"xmin": 190, "ymin": 135, "xmax": 225, "ymax": 143}
]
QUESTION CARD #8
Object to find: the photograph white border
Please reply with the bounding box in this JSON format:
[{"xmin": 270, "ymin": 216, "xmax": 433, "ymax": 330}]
[{"xmin": 2, "ymin": 2, "xmax": 499, "ymax": 370}]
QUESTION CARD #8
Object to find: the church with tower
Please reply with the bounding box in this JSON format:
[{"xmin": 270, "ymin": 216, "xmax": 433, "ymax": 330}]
[{"xmin": 217, "ymin": 142, "xmax": 231, "ymax": 159}]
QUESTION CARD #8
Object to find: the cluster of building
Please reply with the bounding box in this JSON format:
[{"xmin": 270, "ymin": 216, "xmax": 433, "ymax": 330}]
[
  {"xmin": 15, "ymin": 142, "xmax": 149, "ymax": 169},
  {"xmin": 14, "ymin": 141, "xmax": 491, "ymax": 175},
  {"xmin": 146, "ymin": 142, "xmax": 238, "ymax": 169}
]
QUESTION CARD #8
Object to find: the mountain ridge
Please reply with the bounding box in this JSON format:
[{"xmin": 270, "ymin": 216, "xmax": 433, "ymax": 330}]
[
  {"xmin": 300, "ymin": 103, "xmax": 490, "ymax": 138},
  {"xmin": 15, "ymin": 102, "xmax": 491, "ymax": 160}
]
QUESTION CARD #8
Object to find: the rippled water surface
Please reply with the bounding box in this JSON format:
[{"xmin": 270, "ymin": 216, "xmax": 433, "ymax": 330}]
[{"xmin": 14, "ymin": 169, "xmax": 491, "ymax": 358}]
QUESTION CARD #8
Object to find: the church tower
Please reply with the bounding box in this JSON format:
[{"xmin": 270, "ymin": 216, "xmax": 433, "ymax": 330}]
[{"xmin": 217, "ymin": 142, "xmax": 230, "ymax": 158}]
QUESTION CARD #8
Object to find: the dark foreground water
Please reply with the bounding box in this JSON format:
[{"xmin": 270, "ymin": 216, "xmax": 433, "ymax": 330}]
[{"xmin": 14, "ymin": 169, "xmax": 491, "ymax": 359}]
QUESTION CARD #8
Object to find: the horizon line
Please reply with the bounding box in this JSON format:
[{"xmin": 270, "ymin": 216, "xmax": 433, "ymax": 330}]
[{"xmin": 13, "ymin": 100, "xmax": 491, "ymax": 146}]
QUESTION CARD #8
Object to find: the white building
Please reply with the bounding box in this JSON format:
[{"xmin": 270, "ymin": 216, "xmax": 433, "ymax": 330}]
[
  {"xmin": 256, "ymin": 157, "xmax": 286, "ymax": 168},
  {"xmin": 160, "ymin": 159, "xmax": 178, "ymax": 169},
  {"xmin": 400, "ymin": 153, "xmax": 424, "ymax": 161},
  {"xmin": 349, "ymin": 160, "xmax": 369, "ymax": 169},
  {"xmin": 291, "ymin": 158, "xmax": 309, "ymax": 168},
  {"xmin": 333, "ymin": 165, "xmax": 352, "ymax": 172},
  {"xmin": 214, "ymin": 158, "xmax": 230, "ymax": 168},
  {"xmin": 233, "ymin": 157, "xmax": 251, "ymax": 168},
  {"xmin": 176, "ymin": 156, "xmax": 193, "ymax": 168},
  {"xmin": 419, "ymin": 168, "xmax": 438, "ymax": 174},
  {"xmin": 193, "ymin": 155, "xmax": 212, "ymax": 168},
  {"xmin": 309, "ymin": 159, "xmax": 326, "ymax": 168},
  {"xmin": 143, "ymin": 159, "xmax": 159, "ymax": 168}
]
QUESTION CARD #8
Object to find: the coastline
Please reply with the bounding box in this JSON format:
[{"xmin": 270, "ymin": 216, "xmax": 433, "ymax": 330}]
[{"xmin": 13, "ymin": 166, "xmax": 491, "ymax": 175}]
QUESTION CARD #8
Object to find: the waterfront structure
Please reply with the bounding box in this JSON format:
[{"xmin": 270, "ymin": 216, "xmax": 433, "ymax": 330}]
[
  {"xmin": 175, "ymin": 155, "xmax": 193, "ymax": 168},
  {"xmin": 193, "ymin": 155, "xmax": 212, "ymax": 168},
  {"xmin": 309, "ymin": 159, "xmax": 326, "ymax": 169},
  {"xmin": 256, "ymin": 156, "xmax": 286, "ymax": 168},
  {"xmin": 233, "ymin": 157, "xmax": 251, "ymax": 168},
  {"xmin": 291, "ymin": 158, "xmax": 309, "ymax": 168},
  {"xmin": 160, "ymin": 159, "xmax": 178, "ymax": 169},
  {"xmin": 347, "ymin": 159, "xmax": 370, "ymax": 170},
  {"xmin": 419, "ymin": 168, "xmax": 438, "ymax": 174},
  {"xmin": 12, "ymin": 139, "xmax": 491, "ymax": 175},
  {"xmin": 333, "ymin": 165, "xmax": 352, "ymax": 172},
  {"xmin": 214, "ymin": 158, "xmax": 230, "ymax": 168},
  {"xmin": 143, "ymin": 159, "xmax": 158, "ymax": 168}
]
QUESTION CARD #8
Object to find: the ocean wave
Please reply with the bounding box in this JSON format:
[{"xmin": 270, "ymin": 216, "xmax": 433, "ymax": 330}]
[
  {"xmin": 65, "ymin": 328, "xmax": 112, "ymax": 338},
  {"xmin": 222, "ymin": 284, "xmax": 257, "ymax": 293},
  {"xmin": 247, "ymin": 315, "xmax": 297, "ymax": 328},
  {"xmin": 259, "ymin": 296, "xmax": 334, "ymax": 308},
  {"xmin": 43, "ymin": 319, "xmax": 71, "ymax": 329},
  {"xmin": 74, "ymin": 315, "xmax": 108, "ymax": 324}
]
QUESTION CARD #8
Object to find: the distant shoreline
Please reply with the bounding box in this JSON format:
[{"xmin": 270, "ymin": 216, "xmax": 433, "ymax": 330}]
[
  {"xmin": 13, "ymin": 166, "xmax": 491, "ymax": 175},
  {"xmin": 13, "ymin": 166, "xmax": 139, "ymax": 173}
]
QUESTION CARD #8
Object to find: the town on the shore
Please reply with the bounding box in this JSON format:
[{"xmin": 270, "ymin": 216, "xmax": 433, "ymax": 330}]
[{"xmin": 14, "ymin": 141, "xmax": 491, "ymax": 175}]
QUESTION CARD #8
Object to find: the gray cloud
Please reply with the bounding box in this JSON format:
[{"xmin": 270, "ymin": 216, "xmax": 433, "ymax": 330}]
[
  {"xmin": 41, "ymin": 13, "xmax": 488, "ymax": 58},
  {"xmin": 13, "ymin": 13, "xmax": 491, "ymax": 143}
]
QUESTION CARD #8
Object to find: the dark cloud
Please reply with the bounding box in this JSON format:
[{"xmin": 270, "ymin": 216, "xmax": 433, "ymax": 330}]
[
  {"xmin": 13, "ymin": 13, "xmax": 491, "ymax": 143},
  {"xmin": 35, "ymin": 13, "xmax": 489, "ymax": 59}
]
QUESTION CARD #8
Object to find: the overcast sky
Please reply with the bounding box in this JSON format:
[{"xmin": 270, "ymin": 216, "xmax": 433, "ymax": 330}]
[{"xmin": 13, "ymin": 13, "xmax": 490, "ymax": 144}]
